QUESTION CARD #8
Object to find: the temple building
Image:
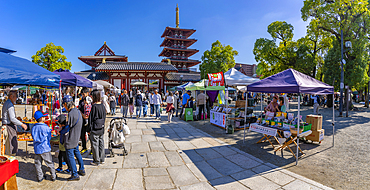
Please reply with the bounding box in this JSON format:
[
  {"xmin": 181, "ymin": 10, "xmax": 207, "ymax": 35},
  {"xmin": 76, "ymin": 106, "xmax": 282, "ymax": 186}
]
[{"xmin": 76, "ymin": 5, "xmax": 201, "ymax": 91}]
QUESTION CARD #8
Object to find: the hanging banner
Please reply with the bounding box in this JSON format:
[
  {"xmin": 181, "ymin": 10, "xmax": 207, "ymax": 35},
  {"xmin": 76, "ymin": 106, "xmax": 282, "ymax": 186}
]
[{"xmin": 208, "ymin": 72, "xmax": 224, "ymax": 87}]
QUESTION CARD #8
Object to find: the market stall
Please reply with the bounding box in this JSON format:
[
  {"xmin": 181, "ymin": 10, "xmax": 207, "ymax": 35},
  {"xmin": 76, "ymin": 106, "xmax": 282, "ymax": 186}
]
[
  {"xmin": 246, "ymin": 68, "xmax": 334, "ymax": 165},
  {"xmin": 0, "ymin": 51, "xmax": 61, "ymax": 187}
]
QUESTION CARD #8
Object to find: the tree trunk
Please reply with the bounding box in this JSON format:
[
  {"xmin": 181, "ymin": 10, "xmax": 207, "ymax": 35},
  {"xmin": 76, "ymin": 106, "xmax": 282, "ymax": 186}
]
[{"xmin": 365, "ymin": 85, "xmax": 369, "ymax": 108}]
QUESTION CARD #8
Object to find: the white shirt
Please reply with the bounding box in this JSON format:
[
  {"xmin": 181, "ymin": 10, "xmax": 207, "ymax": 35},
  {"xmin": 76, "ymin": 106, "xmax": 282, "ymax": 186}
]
[
  {"xmin": 149, "ymin": 94, "xmax": 154, "ymax": 104},
  {"xmin": 152, "ymin": 94, "xmax": 162, "ymax": 105},
  {"xmin": 166, "ymin": 96, "xmax": 174, "ymax": 104}
]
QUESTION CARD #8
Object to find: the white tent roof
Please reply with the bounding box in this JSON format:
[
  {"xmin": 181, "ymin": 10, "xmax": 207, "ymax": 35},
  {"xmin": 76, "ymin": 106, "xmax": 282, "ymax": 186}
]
[
  {"xmin": 224, "ymin": 68, "xmax": 260, "ymax": 86},
  {"xmin": 87, "ymin": 79, "xmax": 104, "ymax": 91},
  {"xmin": 95, "ymin": 80, "xmax": 114, "ymax": 88}
]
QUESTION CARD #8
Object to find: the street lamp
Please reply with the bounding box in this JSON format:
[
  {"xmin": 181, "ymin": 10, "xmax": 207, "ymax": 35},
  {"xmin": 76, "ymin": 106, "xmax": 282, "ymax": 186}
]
[
  {"xmin": 339, "ymin": 30, "xmax": 352, "ymax": 117},
  {"xmin": 180, "ymin": 74, "xmax": 183, "ymax": 85},
  {"xmin": 92, "ymin": 73, "xmax": 96, "ymax": 81}
]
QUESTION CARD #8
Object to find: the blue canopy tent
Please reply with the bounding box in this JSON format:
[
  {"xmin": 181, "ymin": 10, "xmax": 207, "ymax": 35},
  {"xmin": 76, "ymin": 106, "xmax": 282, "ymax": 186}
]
[
  {"xmin": 246, "ymin": 68, "xmax": 334, "ymax": 165},
  {"xmin": 0, "ymin": 52, "xmax": 60, "ymax": 87},
  {"xmin": 175, "ymin": 82, "xmax": 194, "ymax": 91},
  {"xmin": 0, "ymin": 52, "xmax": 61, "ymax": 117}
]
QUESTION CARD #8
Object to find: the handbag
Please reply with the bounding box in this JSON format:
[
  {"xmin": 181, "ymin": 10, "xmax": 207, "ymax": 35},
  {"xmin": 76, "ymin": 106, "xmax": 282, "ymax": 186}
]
[
  {"xmin": 93, "ymin": 118, "xmax": 105, "ymax": 130},
  {"xmin": 123, "ymin": 123, "xmax": 130, "ymax": 135}
]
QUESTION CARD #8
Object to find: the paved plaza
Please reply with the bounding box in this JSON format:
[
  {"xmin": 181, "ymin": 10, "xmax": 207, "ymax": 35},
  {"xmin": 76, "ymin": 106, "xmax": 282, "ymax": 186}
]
[{"xmin": 15, "ymin": 112, "xmax": 334, "ymax": 190}]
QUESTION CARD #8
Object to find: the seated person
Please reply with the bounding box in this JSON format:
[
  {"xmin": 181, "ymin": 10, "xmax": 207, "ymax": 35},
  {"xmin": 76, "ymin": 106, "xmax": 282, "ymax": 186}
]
[
  {"xmin": 277, "ymin": 97, "xmax": 286, "ymax": 112},
  {"xmin": 264, "ymin": 95, "xmax": 278, "ymax": 113}
]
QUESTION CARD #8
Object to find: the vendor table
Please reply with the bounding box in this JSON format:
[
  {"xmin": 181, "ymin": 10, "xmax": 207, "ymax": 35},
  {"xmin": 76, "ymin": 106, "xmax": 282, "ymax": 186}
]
[
  {"xmin": 210, "ymin": 110, "xmax": 226, "ymax": 128},
  {"xmin": 249, "ymin": 123, "xmax": 312, "ymax": 159},
  {"xmin": 0, "ymin": 160, "xmax": 19, "ymax": 190}
]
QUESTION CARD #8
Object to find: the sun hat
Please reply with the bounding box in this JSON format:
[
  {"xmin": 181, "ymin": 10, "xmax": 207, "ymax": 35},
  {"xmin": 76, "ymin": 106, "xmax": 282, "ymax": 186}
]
[{"xmin": 62, "ymin": 95, "xmax": 72, "ymax": 104}]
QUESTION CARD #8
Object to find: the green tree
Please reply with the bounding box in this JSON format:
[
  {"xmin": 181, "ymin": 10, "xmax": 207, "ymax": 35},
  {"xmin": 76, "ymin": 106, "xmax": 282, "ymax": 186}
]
[
  {"xmin": 32, "ymin": 42, "xmax": 71, "ymax": 71},
  {"xmin": 253, "ymin": 21, "xmax": 314, "ymax": 78},
  {"xmin": 199, "ymin": 40, "xmax": 238, "ymax": 79},
  {"xmin": 301, "ymin": 0, "xmax": 370, "ymax": 90}
]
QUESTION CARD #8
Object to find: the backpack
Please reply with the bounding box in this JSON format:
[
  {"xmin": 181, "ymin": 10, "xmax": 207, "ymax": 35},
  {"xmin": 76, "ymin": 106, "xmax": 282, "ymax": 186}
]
[{"xmin": 316, "ymin": 95, "xmax": 321, "ymax": 105}]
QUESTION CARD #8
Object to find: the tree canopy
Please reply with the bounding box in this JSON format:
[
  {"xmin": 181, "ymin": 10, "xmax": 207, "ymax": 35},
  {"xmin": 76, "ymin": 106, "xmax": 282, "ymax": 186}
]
[
  {"xmin": 301, "ymin": 0, "xmax": 370, "ymax": 90},
  {"xmin": 32, "ymin": 42, "xmax": 71, "ymax": 71},
  {"xmin": 199, "ymin": 40, "xmax": 238, "ymax": 79}
]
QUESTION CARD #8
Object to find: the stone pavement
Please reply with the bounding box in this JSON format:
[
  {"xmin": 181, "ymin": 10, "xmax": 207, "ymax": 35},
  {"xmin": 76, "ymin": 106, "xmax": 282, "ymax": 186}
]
[{"xmin": 17, "ymin": 113, "xmax": 334, "ymax": 190}]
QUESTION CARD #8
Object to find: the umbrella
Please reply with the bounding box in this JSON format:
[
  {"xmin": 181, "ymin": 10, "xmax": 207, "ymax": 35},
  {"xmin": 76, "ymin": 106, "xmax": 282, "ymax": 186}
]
[
  {"xmin": 53, "ymin": 69, "xmax": 92, "ymax": 88},
  {"xmin": 131, "ymin": 81, "xmax": 148, "ymax": 86},
  {"xmin": 95, "ymin": 80, "xmax": 114, "ymax": 88}
]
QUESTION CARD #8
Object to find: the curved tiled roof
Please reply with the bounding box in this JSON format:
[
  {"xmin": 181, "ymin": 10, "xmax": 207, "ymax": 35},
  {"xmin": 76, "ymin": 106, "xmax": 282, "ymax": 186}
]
[
  {"xmin": 96, "ymin": 62, "xmax": 178, "ymax": 71},
  {"xmin": 165, "ymin": 72, "xmax": 201, "ymax": 82}
]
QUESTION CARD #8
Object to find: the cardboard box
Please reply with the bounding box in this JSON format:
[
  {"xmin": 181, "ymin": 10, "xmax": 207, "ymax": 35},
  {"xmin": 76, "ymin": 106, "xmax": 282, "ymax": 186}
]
[
  {"xmin": 236, "ymin": 100, "xmax": 245, "ymax": 108},
  {"xmin": 306, "ymin": 115, "xmax": 322, "ymax": 131},
  {"xmin": 306, "ymin": 129, "xmax": 324, "ymax": 142}
]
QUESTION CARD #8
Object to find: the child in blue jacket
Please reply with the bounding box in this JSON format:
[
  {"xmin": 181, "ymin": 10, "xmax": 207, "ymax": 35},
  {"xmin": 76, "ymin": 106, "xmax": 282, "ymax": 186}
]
[{"xmin": 31, "ymin": 111, "xmax": 56, "ymax": 182}]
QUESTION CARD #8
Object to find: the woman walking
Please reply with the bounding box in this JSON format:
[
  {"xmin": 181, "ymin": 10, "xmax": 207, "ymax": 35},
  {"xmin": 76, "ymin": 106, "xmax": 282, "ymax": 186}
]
[
  {"xmin": 109, "ymin": 93, "xmax": 116, "ymax": 115},
  {"xmin": 166, "ymin": 92, "xmax": 175, "ymax": 123},
  {"xmin": 88, "ymin": 90, "xmax": 106, "ymax": 166}
]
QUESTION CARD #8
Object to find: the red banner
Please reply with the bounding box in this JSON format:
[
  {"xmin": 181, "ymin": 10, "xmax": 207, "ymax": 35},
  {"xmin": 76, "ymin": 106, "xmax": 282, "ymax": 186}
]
[{"xmin": 208, "ymin": 72, "xmax": 224, "ymax": 87}]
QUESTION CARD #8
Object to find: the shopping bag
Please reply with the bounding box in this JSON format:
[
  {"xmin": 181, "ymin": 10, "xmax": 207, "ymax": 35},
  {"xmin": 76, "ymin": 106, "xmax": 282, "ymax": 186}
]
[{"xmin": 123, "ymin": 123, "xmax": 130, "ymax": 135}]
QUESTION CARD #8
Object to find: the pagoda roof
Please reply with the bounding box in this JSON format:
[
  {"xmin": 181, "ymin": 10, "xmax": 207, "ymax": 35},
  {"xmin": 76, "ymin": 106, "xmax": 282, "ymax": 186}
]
[
  {"xmin": 161, "ymin": 26, "xmax": 196, "ymax": 38},
  {"xmin": 161, "ymin": 58, "xmax": 200, "ymax": 67},
  {"xmin": 0, "ymin": 47, "xmax": 16, "ymax": 54},
  {"xmin": 95, "ymin": 42, "xmax": 115, "ymax": 56},
  {"xmin": 165, "ymin": 72, "xmax": 201, "ymax": 82},
  {"xmin": 160, "ymin": 37, "xmax": 197, "ymax": 47},
  {"xmin": 158, "ymin": 47, "xmax": 199, "ymax": 57},
  {"xmin": 78, "ymin": 55, "xmax": 128, "ymax": 68},
  {"xmin": 95, "ymin": 62, "xmax": 178, "ymax": 72}
]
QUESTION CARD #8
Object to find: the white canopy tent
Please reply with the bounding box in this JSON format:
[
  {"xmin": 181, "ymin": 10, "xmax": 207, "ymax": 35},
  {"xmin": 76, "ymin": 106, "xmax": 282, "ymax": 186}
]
[
  {"xmin": 95, "ymin": 80, "xmax": 114, "ymax": 88},
  {"xmin": 224, "ymin": 68, "xmax": 260, "ymax": 86},
  {"xmin": 87, "ymin": 79, "xmax": 104, "ymax": 91}
]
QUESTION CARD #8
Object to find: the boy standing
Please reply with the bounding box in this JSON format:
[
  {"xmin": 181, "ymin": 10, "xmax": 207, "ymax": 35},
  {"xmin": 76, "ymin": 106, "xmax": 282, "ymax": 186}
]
[
  {"xmin": 55, "ymin": 115, "xmax": 71, "ymax": 174},
  {"xmin": 31, "ymin": 111, "xmax": 56, "ymax": 182}
]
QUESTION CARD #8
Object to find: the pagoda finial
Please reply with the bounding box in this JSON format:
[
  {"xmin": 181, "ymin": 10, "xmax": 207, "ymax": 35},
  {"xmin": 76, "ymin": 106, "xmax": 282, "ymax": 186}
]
[
  {"xmin": 176, "ymin": 4, "xmax": 179, "ymax": 28},
  {"xmin": 104, "ymin": 41, "xmax": 106, "ymax": 45}
]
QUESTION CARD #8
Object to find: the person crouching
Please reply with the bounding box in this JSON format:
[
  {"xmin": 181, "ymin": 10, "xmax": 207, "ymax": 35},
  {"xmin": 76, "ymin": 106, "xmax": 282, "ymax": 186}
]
[{"xmin": 31, "ymin": 111, "xmax": 56, "ymax": 182}]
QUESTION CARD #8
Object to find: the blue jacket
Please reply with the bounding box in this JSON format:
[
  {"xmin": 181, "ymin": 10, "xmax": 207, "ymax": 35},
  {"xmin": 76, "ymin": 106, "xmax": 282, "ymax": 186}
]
[
  {"xmin": 182, "ymin": 93, "xmax": 190, "ymax": 105},
  {"xmin": 31, "ymin": 123, "xmax": 51, "ymax": 154}
]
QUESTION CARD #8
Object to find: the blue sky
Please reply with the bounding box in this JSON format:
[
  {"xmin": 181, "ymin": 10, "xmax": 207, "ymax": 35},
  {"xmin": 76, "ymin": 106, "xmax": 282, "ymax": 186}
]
[{"xmin": 1, "ymin": 0, "xmax": 308, "ymax": 72}]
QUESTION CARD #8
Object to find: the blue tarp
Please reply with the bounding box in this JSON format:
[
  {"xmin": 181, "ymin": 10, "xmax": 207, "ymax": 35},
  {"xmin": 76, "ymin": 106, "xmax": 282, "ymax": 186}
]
[
  {"xmin": 247, "ymin": 68, "xmax": 334, "ymax": 94},
  {"xmin": 53, "ymin": 69, "xmax": 92, "ymax": 88},
  {"xmin": 0, "ymin": 52, "xmax": 60, "ymax": 87}
]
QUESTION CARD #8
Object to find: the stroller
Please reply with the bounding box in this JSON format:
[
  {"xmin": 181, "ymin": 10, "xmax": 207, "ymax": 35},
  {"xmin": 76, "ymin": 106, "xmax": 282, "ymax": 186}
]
[{"xmin": 108, "ymin": 117, "xmax": 129, "ymax": 157}]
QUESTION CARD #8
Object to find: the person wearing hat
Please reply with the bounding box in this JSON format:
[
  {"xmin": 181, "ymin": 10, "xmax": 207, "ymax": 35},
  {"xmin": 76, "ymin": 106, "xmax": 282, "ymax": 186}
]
[
  {"xmin": 31, "ymin": 111, "xmax": 56, "ymax": 182},
  {"xmin": 180, "ymin": 90, "xmax": 191, "ymax": 118},
  {"xmin": 55, "ymin": 115, "xmax": 71, "ymax": 174},
  {"xmin": 62, "ymin": 95, "xmax": 85, "ymax": 181}
]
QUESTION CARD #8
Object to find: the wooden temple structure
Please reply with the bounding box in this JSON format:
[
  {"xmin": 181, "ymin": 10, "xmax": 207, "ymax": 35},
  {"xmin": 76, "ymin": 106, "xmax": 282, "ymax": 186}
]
[{"xmin": 76, "ymin": 5, "xmax": 201, "ymax": 91}]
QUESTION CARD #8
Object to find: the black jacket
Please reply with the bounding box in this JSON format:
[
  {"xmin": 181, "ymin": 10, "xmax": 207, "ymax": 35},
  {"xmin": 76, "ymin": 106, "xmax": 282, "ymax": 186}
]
[{"xmin": 121, "ymin": 94, "xmax": 129, "ymax": 106}]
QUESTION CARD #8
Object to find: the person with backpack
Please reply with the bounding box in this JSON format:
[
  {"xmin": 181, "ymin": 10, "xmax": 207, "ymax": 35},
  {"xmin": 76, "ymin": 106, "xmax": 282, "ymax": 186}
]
[
  {"xmin": 88, "ymin": 90, "xmax": 107, "ymax": 166},
  {"xmin": 311, "ymin": 94, "xmax": 320, "ymax": 115},
  {"xmin": 135, "ymin": 90, "xmax": 143, "ymax": 118}
]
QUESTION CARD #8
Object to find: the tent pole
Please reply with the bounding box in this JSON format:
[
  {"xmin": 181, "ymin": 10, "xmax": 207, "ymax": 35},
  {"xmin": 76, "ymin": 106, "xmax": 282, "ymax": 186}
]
[
  {"xmin": 261, "ymin": 93, "xmax": 263, "ymax": 115},
  {"xmin": 296, "ymin": 93, "xmax": 300, "ymax": 165},
  {"xmin": 332, "ymin": 93, "xmax": 335, "ymax": 146},
  {"xmin": 59, "ymin": 80, "xmax": 62, "ymax": 114},
  {"xmin": 25, "ymin": 86, "xmax": 28, "ymax": 117},
  {"xmin": 243, "ymin": 90, "xmax": 248, "ymax": 143}
]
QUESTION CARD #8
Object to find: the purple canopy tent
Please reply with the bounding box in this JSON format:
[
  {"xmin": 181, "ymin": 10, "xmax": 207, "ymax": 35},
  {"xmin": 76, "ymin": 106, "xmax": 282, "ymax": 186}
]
[
  {"xmin": 246, "ymin": 68, "xmax": 334, "ymax": 165},
  {"xmin": 53, "ymin": 69, "xmax": 93, "ymax": 110},
  {"xmin": 53, "ymin": 69, "xmax": 92, "ymax": 88}
]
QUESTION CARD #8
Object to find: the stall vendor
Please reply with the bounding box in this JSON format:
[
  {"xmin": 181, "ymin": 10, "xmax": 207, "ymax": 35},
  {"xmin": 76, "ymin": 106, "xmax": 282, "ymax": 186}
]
[
  {"xmin": 277, "ymin": 97, "xmax": 286, "ymax": 112},
  {"xmin": 264, "ymin": 95, "xmax": 279, "ymax": 113},
  {"xmin": 1, "ymin": 91, "xmax": 27, "ymax": 155}
]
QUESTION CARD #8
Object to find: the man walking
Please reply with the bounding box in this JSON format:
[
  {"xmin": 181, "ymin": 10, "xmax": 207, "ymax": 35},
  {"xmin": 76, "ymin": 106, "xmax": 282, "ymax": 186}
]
[
  {"xmin": 149, "ymin": 91, "xmax": 154, "ymax": 117},
  {"xmin": 311, "ymin": 94, "xmax": 320, "ymax": 115},
  {"xmin": 120, "ymin": 90, "xmax": 129, "ymax": 117},
  {"xmin": 197, "ymin": 90, "xmax": 207, "ymax": 120},
  {"xmin": 135, "ymin": 91, "xmax": 143, "ymax": 118},
  {"xmin": 62, "ymin": 95, "xmax": 86, "ymax": 181},
  {"xmin": 152, "ymin": 90, "xmax": 162, "ymax": 120},
  {"xmin": 1, "ymin": 91, "xmax": 27, "ymax": 155},
  {"xmin": 180, "ymin": 90, "xmax": 191, "ymax": 118}
]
